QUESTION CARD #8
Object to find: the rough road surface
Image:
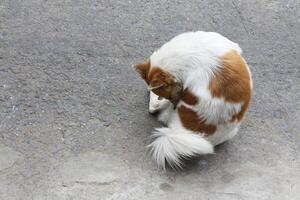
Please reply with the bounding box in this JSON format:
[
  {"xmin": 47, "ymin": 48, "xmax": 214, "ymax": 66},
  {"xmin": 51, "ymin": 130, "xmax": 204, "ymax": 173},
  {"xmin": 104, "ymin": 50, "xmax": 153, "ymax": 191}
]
[{"xmin": 0, "ymin": 0, "xmax": 300, "ymax": 199}]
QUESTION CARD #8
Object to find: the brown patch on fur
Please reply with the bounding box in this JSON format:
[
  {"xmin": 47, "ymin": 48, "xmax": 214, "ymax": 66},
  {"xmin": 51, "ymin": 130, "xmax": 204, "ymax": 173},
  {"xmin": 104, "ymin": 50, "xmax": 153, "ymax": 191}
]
[
  {"xmin": 134, "ymin": 59, "xmax": 151, "ymax": 83},
  {"xmin": 209, "ymin": 50, "xmax": 252, "ymax": 122},
  {"xmin": 180, "ymin": 89, "xmax": 198, "ymax": 105},
  {"xmin": 147, "ymin": 67, "xmax": 169, "ymax": 84},
  {"xmin": 231, "ymin": 101, "xmax": 249, "ymax": 122},
  {"xmin": 178, "ymin": 105, "xmax": 216, "ymax": 135}
]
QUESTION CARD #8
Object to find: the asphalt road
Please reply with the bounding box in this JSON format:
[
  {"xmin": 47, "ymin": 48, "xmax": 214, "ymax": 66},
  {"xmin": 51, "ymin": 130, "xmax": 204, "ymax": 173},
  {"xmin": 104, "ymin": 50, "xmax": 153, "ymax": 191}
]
[{"xmin": 0, "ymin": 0, "xmax": 300, "ymax": 199}]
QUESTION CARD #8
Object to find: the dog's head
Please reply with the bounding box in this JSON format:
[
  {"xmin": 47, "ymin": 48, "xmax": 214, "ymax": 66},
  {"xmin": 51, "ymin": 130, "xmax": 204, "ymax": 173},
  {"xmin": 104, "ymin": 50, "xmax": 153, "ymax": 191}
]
[{"xmin": 134, "ymin": 59, "xmax": 183, "ymax": 106}]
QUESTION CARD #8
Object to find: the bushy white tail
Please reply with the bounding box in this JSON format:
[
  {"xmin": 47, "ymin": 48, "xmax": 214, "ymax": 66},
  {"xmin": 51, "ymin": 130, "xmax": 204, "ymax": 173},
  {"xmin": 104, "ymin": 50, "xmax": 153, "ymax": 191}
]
[{"xmin": 148, "ymin": 127, "xmax": 214, "ymax": 169}]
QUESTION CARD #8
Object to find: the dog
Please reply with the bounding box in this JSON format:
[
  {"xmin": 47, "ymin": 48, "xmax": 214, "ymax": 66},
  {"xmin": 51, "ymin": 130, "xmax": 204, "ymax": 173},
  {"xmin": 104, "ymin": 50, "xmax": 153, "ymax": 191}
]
[{"xmin": 134, "ymin": 31, "xmax": 252, "ymax": 169}]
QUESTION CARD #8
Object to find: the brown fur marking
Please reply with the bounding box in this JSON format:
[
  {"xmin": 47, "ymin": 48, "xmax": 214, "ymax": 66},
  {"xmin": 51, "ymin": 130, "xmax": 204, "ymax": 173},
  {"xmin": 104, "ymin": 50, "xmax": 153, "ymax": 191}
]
[
  {"xmin": 180, "ymin": 89, "xmax": 198, "ymax": 105},
  {"xmin": 134, "ymin": 59, "xmax": 151, "ymax": 84},
  {"xmin": 178, "ymin": 105, "xmax": 216, "ymax": 135},
  {"xmin": 209, "ymin": 50, "xmax": 251, "ymax": 122}
]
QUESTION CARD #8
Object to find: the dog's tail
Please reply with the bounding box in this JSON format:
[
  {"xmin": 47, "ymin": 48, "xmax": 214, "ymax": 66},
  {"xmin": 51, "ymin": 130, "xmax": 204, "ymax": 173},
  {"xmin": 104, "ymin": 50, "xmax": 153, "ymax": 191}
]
[{"xmin": 148, "ymin": 127, "xmax": 214, "ymax": 169}]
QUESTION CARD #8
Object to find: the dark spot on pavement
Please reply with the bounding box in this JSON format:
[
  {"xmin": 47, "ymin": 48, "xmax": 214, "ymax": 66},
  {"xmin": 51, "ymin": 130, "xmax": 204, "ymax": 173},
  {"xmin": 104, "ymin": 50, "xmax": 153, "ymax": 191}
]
[{"xmin": 159, "ymin": 183, "xmax": 174, "ymax": 192}]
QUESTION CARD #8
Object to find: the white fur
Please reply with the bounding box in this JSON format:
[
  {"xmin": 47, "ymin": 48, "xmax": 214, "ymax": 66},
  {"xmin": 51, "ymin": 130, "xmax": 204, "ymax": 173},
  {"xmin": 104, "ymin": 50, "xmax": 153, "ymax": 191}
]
[
  {"xmin": 150, "ymin": 31, "xmax": 241, "ymax": 82},
  {"xmin": 148, "ymin": 127, "xmax": 213, "ymax": 169},
  {"xmin": 207, "ymin": 123, "xmax": 240, "ymax": 146},
  {"xmin": 157, "ymin": 101, "xmax": 173, "ymax": 125},
  {"xmin": 148, "ymin": 91, "xmax": 170, "ymax": 114},
  {"xmin": 147, "ymin": 31, "xmax": 252, "ymax": 169}
]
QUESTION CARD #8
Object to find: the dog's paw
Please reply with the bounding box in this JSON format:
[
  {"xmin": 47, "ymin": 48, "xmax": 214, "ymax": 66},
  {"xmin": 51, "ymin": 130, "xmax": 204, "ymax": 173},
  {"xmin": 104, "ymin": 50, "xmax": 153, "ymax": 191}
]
[{"xmin": 149, "ymin": 91, "xmax": 169, "ymax": 114}]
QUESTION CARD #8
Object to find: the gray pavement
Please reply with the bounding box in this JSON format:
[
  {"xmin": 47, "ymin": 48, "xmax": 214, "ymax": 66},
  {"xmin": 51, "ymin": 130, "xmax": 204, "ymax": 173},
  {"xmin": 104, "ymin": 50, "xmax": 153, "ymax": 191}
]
[{"xmin": 0, "ymin": 0, "xmax": 300, "ymax": 199}]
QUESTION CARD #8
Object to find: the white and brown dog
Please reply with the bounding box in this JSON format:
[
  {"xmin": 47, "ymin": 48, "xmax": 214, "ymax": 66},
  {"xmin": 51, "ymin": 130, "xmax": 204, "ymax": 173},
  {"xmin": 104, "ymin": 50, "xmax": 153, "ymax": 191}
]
[{"xmin": 134, "ymin": 31, "xmax": 252, "ymax": 169}]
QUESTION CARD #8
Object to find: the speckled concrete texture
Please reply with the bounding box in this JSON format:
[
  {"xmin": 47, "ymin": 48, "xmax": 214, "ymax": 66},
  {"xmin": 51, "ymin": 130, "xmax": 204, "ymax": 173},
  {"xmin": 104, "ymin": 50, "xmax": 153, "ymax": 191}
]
[{"xmin": 0, "ymin": 0, "xmax": 299, "ymax": 199}]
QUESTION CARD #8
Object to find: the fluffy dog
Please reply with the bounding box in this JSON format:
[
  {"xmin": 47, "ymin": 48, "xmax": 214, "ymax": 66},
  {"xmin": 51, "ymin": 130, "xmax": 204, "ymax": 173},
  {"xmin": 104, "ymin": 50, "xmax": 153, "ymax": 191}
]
[{"xmin": 134, "ymin": 31, "xmax": 252, "ymax": 169}]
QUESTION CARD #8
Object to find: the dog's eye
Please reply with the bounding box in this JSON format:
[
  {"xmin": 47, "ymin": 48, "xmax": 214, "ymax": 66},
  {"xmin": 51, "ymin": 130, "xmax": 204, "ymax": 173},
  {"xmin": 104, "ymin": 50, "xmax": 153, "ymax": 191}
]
[{"xmin": 158, "ymin": 96, "xmax": 163, "ymax": 100}]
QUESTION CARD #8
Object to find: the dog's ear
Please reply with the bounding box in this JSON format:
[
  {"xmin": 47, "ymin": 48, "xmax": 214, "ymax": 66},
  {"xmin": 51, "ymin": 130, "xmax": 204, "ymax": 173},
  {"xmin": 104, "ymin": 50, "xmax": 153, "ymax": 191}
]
[
  {"xmin": 133, "ymin": 59, "xmax": 150, "ymax": 82},
  {"xmin": 149, "ymin": 71, "xmax": 183, "ymax": 105}
]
